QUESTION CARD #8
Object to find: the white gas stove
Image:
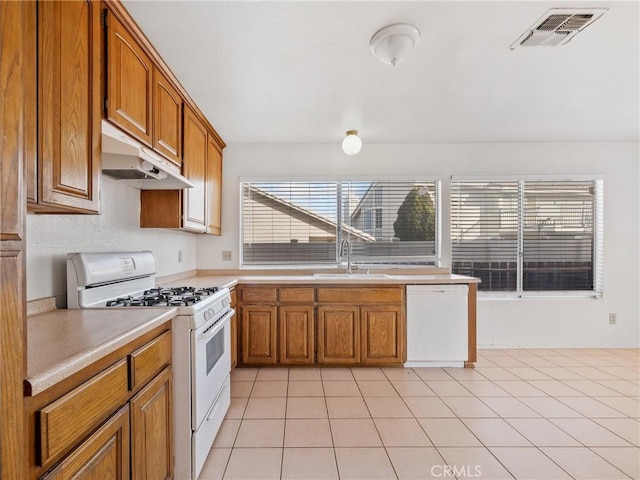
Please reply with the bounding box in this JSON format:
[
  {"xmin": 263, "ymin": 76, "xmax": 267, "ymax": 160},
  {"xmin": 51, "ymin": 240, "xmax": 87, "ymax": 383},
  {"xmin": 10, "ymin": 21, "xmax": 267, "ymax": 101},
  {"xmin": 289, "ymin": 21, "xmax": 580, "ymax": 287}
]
[{"xmin": 67, "ymin": 251, "xmax": 233, "ymax": 479}]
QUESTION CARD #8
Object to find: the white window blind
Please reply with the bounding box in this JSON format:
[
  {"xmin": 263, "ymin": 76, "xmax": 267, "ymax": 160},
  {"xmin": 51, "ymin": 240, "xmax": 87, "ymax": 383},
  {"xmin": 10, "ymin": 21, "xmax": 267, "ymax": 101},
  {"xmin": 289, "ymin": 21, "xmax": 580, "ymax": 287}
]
[
  {"xmin": 451, "ymin": 179, "xmax": 603, "ymax": 295},
  {"xmin": 241, "ymin": 180, "xmax": 439, "ymax": 267},
  {"xmin": 241, "ymin": 182, "xmax": 338, "ymax": 265}
]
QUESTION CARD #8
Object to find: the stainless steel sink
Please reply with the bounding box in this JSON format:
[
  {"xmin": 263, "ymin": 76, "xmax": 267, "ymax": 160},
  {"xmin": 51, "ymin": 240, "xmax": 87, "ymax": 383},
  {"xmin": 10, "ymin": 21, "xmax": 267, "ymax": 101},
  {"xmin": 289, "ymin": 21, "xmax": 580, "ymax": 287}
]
[{"xmin": 313, "ymin": 273, "xmax": 392, "ymax": 279}]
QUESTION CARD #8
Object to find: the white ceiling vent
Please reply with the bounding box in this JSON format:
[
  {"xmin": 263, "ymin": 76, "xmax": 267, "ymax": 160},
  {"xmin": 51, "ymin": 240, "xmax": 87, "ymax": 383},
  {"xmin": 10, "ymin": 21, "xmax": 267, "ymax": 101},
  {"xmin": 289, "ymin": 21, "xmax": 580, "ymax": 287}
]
[{"xmin": 511, "ymin": 8, "xmax": 608, "ymax": 49}]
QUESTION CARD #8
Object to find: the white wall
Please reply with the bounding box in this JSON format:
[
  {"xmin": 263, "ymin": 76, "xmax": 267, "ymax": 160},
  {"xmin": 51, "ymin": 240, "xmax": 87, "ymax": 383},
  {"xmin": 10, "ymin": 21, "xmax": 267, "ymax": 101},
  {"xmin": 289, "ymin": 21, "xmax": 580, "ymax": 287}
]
[
  {"xmin": 27, "ymin": 176, "xmax": 197, "ymax": 302},
  {"xmin": 197, "ymin": 142, "xmax": 640, "ymax": 348}
]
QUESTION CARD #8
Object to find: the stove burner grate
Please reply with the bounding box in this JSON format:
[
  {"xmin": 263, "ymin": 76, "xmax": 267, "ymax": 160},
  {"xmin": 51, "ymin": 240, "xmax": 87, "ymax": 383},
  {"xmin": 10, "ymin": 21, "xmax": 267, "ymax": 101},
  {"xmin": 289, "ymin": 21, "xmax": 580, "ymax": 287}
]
[{"xmin": 106, "ymin": 286, "xmax": 219, "ymax": 307}]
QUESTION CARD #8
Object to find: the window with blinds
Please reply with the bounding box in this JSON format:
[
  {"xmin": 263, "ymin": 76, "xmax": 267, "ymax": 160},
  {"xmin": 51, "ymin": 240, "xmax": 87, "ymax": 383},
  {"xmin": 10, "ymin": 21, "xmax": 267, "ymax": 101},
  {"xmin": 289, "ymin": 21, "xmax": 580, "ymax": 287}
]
[
  {"xmin": 451, "ymin": 178, "xmax": 603, "ymax": 296},
  {"xmin": 241, "ymin": 180, "xmax": 440, "ymax": 267}
]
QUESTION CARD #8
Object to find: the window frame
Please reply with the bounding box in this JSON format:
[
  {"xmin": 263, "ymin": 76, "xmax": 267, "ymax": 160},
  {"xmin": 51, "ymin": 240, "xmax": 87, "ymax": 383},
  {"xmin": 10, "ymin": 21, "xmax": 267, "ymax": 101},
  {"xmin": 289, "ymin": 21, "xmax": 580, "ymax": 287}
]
[
  {"xmin": 239, "ymin": 176, "xmax": 442, "ymax": 269},
  {"xmin": 450, "ymin": 175, "xmax": 604, "ymax": 299}
]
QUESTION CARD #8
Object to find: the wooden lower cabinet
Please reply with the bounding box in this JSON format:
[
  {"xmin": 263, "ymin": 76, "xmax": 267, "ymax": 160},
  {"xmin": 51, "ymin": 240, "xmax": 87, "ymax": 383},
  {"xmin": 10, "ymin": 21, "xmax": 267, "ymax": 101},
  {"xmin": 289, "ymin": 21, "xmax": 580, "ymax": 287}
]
[
  {"xmin": 237, "ymin": 285, "xmax": 406, "ymax": 367},
  {"xmin": 130, "ymin": 367, "xmax": 172, "ymax": 480},
  {"xmin": 317, "ymin": 306, "xmax": 360, "ymax": 365},
  {"xmin": 230, "ymin": 288, "xmax": 238, "ymax": 368},
  {"xmin": 26, "ymin": 326, "xmax": 173, "ymax": 480},
  {"xmin": 41, "ymin": 406, "xmax": 130, "ymax": 480},
  {"xmin": 241, "ymin": 305, "xmax": 278, "ymax": 365},
  {"xmin": 361, "ymin": 306, "xmax": 404, "ymax": 365},
  {"xmin": 279, "ymin": 306, "xmax": 315, "ymax": 365}
]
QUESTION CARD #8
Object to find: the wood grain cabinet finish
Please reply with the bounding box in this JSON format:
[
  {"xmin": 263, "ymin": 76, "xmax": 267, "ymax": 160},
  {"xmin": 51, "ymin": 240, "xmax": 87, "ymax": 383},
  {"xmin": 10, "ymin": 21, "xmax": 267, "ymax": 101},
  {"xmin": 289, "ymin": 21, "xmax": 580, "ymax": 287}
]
[
  {"xmin": 206, "ymin": 134, "xmax": 223, "ymax": 235},
  {"xmin": 0, "ymin": 2, "xmax": 28, "ymax": 476},
  {"xmin": 25, "ymin": 327, "xmax": 172, "ymax": 480},
  {"xmin": 241, "ymin": 305, "xmax": 278, "ymax": 365},
  {"xmin": 317, "ymin": 306, "xmax": 361, "ymax": 365},
  {"xmin": 38, "ymin": 359, "xmax": 129, "ymax": 467},
  {"xmin": 32, "ymin": 0, "xmax": 101, "ymax": 214},
  {"xmin": 279, "ymin": 287, "xmax": 314, "ymax": 304},
  {"xmin": 361, "ymin": 306, "xmax": 404, "ymax": 365},
  {"xmin": 279, "ymin": 306, "xmax": 315, "ymax": 365},
  {"xmin": 241, "ymin": 287, "xmax": 277, "ymax": 304},
  {"xmin": 130, "ymin": 367, "xmax": 172, "ymax": 480},
  {"xmin": 129, "ymin": 331, "xmax": 171, "ymax": 392},
  {"xmin": 237, "ymin": 285, "xmax": 406, "ymax": 367},
  {"xmin": 230, "ymin": 288, "xmax": 238, "ymax": 368},
  {"xmin": 106, "ymin": 10, "xmax": 153, "ymax": 145},
  {"xmin": 41, "ymin": 405, "xmax": 130, "ymax": 480},
  {"xmin": 182, "ymin": 106, "xmax": 208, "ymax": 232},
  {"xmin": 153, "ymin": 67, "xmax": 182, "ymax": 166}
]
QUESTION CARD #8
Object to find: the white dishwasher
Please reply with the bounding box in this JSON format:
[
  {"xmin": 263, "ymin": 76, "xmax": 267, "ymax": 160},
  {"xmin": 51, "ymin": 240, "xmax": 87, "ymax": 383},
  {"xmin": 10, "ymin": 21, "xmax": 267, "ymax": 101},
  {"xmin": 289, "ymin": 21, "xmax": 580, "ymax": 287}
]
[{"xmin": 406, "ymin": 285, "xmax": 468, "ymax": 367}]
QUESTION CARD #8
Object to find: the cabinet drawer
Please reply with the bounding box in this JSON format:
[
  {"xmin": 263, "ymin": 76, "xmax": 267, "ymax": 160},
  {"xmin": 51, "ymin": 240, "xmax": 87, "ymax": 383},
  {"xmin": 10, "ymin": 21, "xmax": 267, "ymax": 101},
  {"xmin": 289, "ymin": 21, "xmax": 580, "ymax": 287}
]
[
  {"xmin": 316, "ymin": 287, "xmax": 403, "ymax": 304},
  {"xmin": 41, "ymin": 405, "xmax": 130, "ymax": 480},
  {"xmin": 241, "ymin": 287, "xmax": 277, "ymax": 304},
  {"xmin": 38, "ymin": 359, "xmax": 129, "ymax": 467},
  {"xmin": 129, "ymin": 331, "xmax": 172, "ymax": 392},
  {"xmin": 279, "ymin": 287, "xmax": 314, "ymax": 304}
]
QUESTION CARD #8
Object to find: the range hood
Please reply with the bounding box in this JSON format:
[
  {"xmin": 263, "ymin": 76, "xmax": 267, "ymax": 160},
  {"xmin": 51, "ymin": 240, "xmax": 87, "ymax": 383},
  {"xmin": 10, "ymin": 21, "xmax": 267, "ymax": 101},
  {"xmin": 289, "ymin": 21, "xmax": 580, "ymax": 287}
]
[{"xmin": 101, "ymin": 120, "xmax": 194, "ymax": 190}]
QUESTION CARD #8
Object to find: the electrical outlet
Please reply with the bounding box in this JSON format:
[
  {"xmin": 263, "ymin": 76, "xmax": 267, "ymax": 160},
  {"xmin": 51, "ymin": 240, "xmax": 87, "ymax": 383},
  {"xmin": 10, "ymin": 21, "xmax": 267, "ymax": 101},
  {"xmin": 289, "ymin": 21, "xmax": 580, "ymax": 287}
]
[
  {"xmin": 178, "ymin": 250, "xmax": 183, "ymax": 263},
  {"xmin": 222, "ymin": 251, "xmax": 232, "ymax": 262},
  {"xmin": 609, "ymin": 313, "xmax": 617, "ymax": 325}
]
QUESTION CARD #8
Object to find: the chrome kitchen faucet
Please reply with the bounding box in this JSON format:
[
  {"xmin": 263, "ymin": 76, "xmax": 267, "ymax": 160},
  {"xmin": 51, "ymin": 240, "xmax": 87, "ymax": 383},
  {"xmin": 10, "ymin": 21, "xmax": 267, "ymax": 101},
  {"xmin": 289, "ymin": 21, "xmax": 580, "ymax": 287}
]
[{"xmin": 340, "ymin": 238, "xmax": 354, "ymax": 274}]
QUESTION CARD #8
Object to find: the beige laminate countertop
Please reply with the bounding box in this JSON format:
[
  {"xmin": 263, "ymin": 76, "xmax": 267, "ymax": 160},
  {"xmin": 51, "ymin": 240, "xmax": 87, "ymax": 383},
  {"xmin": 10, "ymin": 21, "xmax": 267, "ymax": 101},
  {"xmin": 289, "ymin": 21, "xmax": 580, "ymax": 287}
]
[
  {"xmin": 159, "ymin": 273, "xmax": 479, "ymax": 290},
  {"xmin": 26, "ymin": 307, "xmax": 176, "ymax": 396}
]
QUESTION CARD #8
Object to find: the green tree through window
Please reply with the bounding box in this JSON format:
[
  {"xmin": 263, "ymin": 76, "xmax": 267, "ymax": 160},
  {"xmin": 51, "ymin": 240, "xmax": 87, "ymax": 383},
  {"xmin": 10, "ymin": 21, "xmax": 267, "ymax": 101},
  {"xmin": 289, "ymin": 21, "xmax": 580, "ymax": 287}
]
[{"xmin": 394, "ymin": 186, "xmax": 436, "ymax": 241}]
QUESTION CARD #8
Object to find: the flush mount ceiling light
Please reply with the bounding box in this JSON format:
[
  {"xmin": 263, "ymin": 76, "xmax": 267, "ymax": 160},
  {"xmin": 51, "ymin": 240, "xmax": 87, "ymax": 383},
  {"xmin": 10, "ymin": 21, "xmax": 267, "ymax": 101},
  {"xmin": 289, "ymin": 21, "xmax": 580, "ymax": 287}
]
[
  {"xmin": 369, "ymin": 23, "xmax": 420, "ymax": 66},
  {"xmin": 341, "ymin": 130, "xmax": 362, "ymax": 156}
]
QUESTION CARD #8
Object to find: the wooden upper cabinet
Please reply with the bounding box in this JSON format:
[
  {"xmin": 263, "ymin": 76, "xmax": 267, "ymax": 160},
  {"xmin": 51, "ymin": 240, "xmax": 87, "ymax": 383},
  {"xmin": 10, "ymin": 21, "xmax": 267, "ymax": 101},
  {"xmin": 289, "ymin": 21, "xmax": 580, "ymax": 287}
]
[
  {"xmin": 153, "ymin": 67, "xmax": 182, "ymax": 166},
  {"xmin": 206, "ymin": 134, "xmax": 223, "ymax": 235},
  {"xmin": 182, "ymin": 106, "xmax": 208, "ymax": 232},
  {"xmin": 106, "ymin": 9, "xmax": 153, "ymax": 146},
  {"xmin": 34, "ymin": 0, "xmax": 101, "ymax": 214}
]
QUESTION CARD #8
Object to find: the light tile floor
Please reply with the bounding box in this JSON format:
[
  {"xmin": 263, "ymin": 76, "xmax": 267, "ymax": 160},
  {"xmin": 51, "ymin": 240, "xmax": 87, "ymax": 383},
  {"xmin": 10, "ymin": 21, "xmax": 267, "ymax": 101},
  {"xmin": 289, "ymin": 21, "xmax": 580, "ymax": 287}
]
[{"xmin": 199, "ymin": 349, "xmax": 640, "ymax": 480}]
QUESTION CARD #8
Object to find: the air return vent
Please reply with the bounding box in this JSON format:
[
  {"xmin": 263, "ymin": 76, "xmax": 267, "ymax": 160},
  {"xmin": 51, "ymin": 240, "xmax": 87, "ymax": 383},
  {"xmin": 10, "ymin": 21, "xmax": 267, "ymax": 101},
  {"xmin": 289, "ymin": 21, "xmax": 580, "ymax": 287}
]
[{"xmin": 511, "ymin": 8, "xmax": 607, "ymax": 49}]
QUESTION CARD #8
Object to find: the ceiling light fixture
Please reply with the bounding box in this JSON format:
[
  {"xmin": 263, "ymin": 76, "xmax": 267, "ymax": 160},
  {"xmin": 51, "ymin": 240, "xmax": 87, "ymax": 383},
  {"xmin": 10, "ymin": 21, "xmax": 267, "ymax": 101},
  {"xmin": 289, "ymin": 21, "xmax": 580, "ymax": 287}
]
[
  {"xmin": 341, "ymin": 130, "xmax": 362, "ymax": 156},
  {"xmin": 369, "ymin": 23, "xmax": 420, "ymax": 66}
]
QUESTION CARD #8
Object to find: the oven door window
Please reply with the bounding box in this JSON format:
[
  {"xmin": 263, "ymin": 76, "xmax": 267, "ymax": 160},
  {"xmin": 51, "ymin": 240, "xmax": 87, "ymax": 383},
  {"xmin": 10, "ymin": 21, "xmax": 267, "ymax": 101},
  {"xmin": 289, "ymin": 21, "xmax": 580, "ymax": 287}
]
[{"xmin": 205, "ymin": 327, "xmax": 225, "ymax": 375}]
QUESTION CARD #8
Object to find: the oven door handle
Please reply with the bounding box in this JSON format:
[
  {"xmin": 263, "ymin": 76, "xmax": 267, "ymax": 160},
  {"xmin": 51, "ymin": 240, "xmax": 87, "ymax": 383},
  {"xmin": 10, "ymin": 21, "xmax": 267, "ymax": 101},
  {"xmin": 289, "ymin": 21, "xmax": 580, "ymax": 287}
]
[{"xmin": 196, "ymin": 309, "xmax": 234, "ymax": 342}]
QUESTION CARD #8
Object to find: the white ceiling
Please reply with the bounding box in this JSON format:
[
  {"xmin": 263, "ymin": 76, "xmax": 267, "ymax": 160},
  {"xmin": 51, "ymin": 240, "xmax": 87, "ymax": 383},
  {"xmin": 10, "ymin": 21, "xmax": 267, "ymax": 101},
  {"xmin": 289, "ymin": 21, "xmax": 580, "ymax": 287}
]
[{"xmin": 122, "ymin": 1, "xmax": 639, "ymax": 146}]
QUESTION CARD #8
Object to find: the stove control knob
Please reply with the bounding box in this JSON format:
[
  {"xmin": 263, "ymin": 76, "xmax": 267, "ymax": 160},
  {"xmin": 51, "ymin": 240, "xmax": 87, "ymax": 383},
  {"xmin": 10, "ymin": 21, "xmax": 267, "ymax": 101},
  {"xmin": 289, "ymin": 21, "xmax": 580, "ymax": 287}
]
[
  {"xmin": 204, "ymin": 310, "xmax": 212, "ymax": 321},
  {"xmin": 222, "ymin": 298, "xmax": 230, "ymax": 308}
]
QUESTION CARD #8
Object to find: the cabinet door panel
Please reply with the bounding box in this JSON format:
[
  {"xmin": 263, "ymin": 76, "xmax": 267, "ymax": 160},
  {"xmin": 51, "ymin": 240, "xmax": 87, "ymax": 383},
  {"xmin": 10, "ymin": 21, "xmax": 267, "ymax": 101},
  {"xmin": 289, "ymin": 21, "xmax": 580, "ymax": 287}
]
[
  {"xmin": 130, "ymin": 367, "xmax": 172, "ymax": 480},
  {"xmin": 241, "ymin": 306, "xmax": 277, "ymax": 365},
  {"xmin": 206, "ymin": 135, "xmax": 222, "ymax": 235},
  {"xmin": 107, "ymin": 11, "xmax": 152, "ymax": 145},
  {"xmin": 41, "ymin": 405, "xmax": 130, "ymax": 480},
  {"xmin": 182, "ymin": 106, "xmax": 207, "ymax": 232},
  {"xmin": 317, "ymin": 306, "xmax": 360, "ymax": 365},
  {"xmin": 279, "ymin": 306, "xmax": 314, "ymax": 365},
  {"xmin": 1, "ymin": 3, "xmax": 27, "ymax": 476},
  {"xmin": 153, "ymin": 67, "xmax": 181, "ymax": 166},
  {"xmin": 361, "ymin": 306, "xmax": 404, "ymax": 365},
  {"xmin": 38, "ymin": 0, "xmax": 101, "ymax": 213},
  {"xmin": 0, "ymin": 252, "xmax": 26, "ymax": 477},
  {"xmin": 230, "ymin": 288, "xmax": 238, "ymax": 368}
]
